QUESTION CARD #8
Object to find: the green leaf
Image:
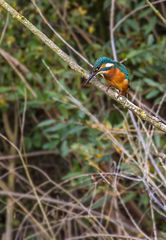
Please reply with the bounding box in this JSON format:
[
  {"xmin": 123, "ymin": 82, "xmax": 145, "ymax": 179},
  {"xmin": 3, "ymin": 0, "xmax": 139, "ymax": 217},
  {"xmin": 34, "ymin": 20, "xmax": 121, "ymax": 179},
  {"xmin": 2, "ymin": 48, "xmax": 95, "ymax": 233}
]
[
  {"xmin": 43, "ymin": 141, "xmax": 59, "ymax": 150},
  {"xmin": 145, "ymin": 89, "xmax": 160, "ymax": 99},
  {"xmin": 92, "ymin": 195, "xmax": 111, "ymax": 209},
  {"xmin": 63, "ymin": 125, "xmax": 86, "ymax": 137},
  {"xmin": 44, "ymin": 123, "xmax": 67, "ymax": 133},
  {"xmin": 154, "ymin": 134, "xmax": 161, "ymax": 148},
  {"xmin": 60, "ymin": 140, "xmax": 69, "ymax": 157},
  {"xmin": 37, "ymin": 119, "xmax": 56, "ymax": 128},
  {"xmin": 147, "ymin": 34, "xmax": 154, "ymax": 46},
  {"xmin": 144, "ymin": 78, "xmax": 159, "ymax": 87},
  {"xmin": 0, "ymin": 87, "xmax": 11, "ymax": 93},
  {"xmin": 139, "ymin": 195, "xmax": 149, "ymax": 207},
  {"xmin": 144, "ymin": 17, "xmax": 156, "ymax": 35},
  {"xmin": 62, "ymin": 171, "xmax": 83, "ymax": 180},
  {"xmin": 123, "ymin": 192, "xmax": 136, "ymax": 203}
]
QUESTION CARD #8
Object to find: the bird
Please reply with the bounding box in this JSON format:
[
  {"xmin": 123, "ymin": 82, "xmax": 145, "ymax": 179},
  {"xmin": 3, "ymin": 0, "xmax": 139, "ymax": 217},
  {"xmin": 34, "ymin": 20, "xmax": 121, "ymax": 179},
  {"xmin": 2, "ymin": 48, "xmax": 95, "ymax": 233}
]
[{"xmin": 83, "ymin": 56, "xmax": 129, "ymax": 96}]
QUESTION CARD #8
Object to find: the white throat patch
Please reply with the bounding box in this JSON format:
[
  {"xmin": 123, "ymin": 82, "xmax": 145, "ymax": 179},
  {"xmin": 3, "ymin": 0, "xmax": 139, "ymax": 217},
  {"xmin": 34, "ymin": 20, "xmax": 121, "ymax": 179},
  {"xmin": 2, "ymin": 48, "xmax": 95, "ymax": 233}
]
[{"xmin": 105, "ymin": 63, "xmax": 114, "ymax": 67}]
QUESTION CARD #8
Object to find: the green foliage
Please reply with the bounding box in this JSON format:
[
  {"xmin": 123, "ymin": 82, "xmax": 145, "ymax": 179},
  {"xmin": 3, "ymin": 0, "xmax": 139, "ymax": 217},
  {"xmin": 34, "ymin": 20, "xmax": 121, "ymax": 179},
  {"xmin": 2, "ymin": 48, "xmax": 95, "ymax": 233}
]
[{"xmin": 0, "ymin": 0, "xmax": 166, "ymax": 238}]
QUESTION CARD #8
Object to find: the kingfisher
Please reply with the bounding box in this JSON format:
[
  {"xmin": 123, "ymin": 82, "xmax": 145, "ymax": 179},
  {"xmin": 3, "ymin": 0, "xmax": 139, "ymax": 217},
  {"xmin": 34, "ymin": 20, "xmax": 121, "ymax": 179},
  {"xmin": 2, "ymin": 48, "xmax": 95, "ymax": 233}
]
[{"xmin": 84, "ymin": 56, "xmax": 129, "ymax": 96}]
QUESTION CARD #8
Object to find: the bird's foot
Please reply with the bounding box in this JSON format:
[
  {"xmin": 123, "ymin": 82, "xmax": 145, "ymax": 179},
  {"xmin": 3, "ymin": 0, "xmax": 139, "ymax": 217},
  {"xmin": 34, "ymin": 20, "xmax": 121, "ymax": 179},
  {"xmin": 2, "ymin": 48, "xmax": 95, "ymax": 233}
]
[
  {"xmin": 106, "ymin": 86, "xmax": 111, "ymax": 92},
  {"xmin": 117, "ymin": 91, "xmax": 121, "ymax": 99},
  {"xmin": 106, "ymin": 85, "xmax": 115, "ymax": 92}
]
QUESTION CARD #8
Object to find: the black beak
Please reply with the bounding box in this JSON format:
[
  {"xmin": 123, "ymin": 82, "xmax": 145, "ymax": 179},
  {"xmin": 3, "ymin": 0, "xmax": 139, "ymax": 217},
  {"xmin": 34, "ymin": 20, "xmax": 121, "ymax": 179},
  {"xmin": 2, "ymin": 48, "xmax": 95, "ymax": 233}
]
[{"xmin": 83, "ymin": 71, "xmax": 97, "ymax": 86}]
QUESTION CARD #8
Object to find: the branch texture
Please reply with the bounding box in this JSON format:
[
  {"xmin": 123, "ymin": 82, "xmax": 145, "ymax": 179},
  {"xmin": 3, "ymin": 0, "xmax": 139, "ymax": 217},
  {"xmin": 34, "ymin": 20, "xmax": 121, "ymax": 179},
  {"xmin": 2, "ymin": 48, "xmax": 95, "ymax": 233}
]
[
  {"xmin": 0, "ymin": 0, "xmax": 166, "ymax": 133},
  {"xmin": 146, "ymin": 0, "xmax": 166, "ymax": 26}
]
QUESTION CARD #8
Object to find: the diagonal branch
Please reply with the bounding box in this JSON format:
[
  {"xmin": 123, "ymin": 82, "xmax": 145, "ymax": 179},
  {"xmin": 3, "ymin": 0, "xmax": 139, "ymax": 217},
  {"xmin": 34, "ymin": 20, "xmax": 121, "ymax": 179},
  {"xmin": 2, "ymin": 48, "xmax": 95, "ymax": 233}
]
[
  {"xmin": 0, "ymin": 0, "xmax": 166, "ymax": 133},
  {"xmin": 146, "ymin": 0, "xmax": 166, "ymax": 26}
]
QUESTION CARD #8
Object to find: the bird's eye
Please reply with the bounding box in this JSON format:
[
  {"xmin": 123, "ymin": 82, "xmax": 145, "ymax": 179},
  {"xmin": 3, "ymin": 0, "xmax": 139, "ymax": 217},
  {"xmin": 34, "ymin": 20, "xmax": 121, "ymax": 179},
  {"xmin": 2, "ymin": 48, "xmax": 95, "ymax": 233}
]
[{"xmin": 95, "ymin": 66, "xmax": 100, "ymax": 71}]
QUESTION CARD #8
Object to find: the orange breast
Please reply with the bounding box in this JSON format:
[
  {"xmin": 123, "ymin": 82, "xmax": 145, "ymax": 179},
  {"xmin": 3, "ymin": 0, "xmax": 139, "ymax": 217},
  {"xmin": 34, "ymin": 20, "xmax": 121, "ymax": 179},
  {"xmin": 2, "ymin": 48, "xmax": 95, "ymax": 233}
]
[
  {"xmin": 104, "ymin": 68, "xmax": 128, "ymax": 95},
  {"xmin": 104, "ymin": 68, "xmax": 125, "ymax": 82}
]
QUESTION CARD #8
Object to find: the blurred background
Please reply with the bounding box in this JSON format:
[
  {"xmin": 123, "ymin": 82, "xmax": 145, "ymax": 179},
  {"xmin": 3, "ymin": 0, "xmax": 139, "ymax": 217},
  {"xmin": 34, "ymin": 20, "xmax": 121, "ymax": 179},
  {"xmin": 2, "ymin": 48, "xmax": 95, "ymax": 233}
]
[{"xmin": 0, "ymin": 0, "xmax": 166, "ymax": 239}]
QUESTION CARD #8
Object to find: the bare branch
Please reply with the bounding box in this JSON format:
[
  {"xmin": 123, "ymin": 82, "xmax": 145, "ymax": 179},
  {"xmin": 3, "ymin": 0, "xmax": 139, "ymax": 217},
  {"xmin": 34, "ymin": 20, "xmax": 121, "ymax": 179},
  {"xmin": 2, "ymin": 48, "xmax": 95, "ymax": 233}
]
[
  {"xmin": 0, "ymin": 0, "xmax": 166, "ymax": 133},
  {"xmin": 146, "ymin": 0, "xmax": 166, "ymax": 26},
  {"xmin": 109, "ymin": 0, "xmax": 117, "ymax": 61}
]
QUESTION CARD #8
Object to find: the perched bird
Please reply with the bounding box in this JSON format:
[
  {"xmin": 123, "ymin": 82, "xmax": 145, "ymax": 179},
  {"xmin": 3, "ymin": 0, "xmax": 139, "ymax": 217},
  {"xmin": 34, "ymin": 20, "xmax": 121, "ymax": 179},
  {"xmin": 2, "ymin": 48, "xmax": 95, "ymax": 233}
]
[{"xmin": 84, "ymin": 56, "xmax": 129, "ymax": 96}]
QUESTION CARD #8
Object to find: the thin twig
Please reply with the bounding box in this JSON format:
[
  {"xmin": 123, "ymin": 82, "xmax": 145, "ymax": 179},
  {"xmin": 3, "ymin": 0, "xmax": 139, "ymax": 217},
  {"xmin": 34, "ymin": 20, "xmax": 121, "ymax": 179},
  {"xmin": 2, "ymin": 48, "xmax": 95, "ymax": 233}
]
[
  {"xmin": 0, "ymin": 11, "xmax": 9, "ymax": 44},
  {"xmin": 0, "ymin": 48, "xmax": 37, "ymax": 97},
  {"xmin": 109, "ymin": 0, "xmax": 117, "ymax": 61},
  {"xmin": 31, "ymin": 0, "xmax": 92, "ymax": 67},
  {"xmin": 3, "ymin": 110, "xmax": 18, "ymax": 240},
  {"xmin": 113, "ymin": 0, "xmax": 166, "ymax": 31},
  {"xmin": 0, "ymin": 132, "xmax": 55, "ymax": 239},
  {"xmin": 0, "ymin": 150, "xmax": 57, "ymax": 161},
  {"xmin": 146, "ymin": 0, "xmax": 166, "ymax": 25}
]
